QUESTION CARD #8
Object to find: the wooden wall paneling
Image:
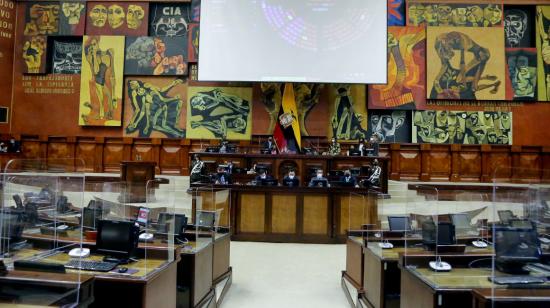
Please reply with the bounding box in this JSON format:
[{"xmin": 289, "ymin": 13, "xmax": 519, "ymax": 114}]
[
  {"xmin": 160, "ymin": 139, "xmax": 184, "ymax": 175},
  {"xmin": 511, "ymin": 146, "xmax": 542, "ymax": 183},
  {"xmin": 152, "ymin": 138, "xmax": 161, "ymax": 174},
  {"xmin": 338, "ymin": 194, "xmax": 370, "ymax": 235},
  {"xmin": 390, "ymin": 143, "xmax": 401, "ymax": 180},
  {"xmin": 483, "ymin": 145, "xmax": 511, "ymax": 182},
  {"xmin": 238, "ymin": 193, "xmax": 266, "ymax": 233},
  {"xmin": 181, "ymin": 139, "xmax": 191, "ymax": 175},
  {"xmin": 131, "ymin": 139, "xmax": 153, "ymax": 162},
  {"xmin": 397, "ymin": 144, "xmax": 421, "ymax": 181},
  {"xmin": 47, "ymin": 136, "xmax": 76, "ymax": 172},
  {"xmin": 420, "ymin": 144, "xmax": 431, "ymax": 181},
  {"xmin": 75, "ymin": 137, "xmax": 97, "ymax": 172},
  {"xmin": 450, "ymin": 144, "xmax": 461, "ymax": 182},
  {"xmin": 94, "ymin": 137, "xmax": 105, "ymax": 173},
  {"xmin": 542, "ymin": 148, "xmax": 550, "ymax": 183},
  {"xmin": 103, "ymin": 138, "xmax": 125, "ymax": 173},
  {"xmin": 458, "ymin": 145, "xmax": 483, "ymax": 182},
  {"xmin": 427, "ymin": 145, "xmax": 452, "ymax": 182},
  {"xmin": 271, "ymin": 194, "xmax": 297, "ymax": 234},
  {"xmin": 302, "ymin": 195, "xmax": 329, "ymax": 235}
]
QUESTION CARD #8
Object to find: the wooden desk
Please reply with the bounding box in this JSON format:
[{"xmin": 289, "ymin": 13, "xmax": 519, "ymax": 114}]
[
  {"xmin": 192, "ymin": 185, "xmax": 379, "ymax": 244},
  {"xmin": 190, "ymin": 152, "xmax": 389, "ymax": 194},
  {"xmin": 472, "ymin": 288, "xmax": 550, "ymax": 308},
  {"xmin": 0, "ymin": 270, "xmax": 94, "ymax": 307}
]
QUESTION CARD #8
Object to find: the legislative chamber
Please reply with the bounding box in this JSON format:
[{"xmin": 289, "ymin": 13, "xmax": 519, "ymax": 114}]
[{"xmin": 1, "ymin": 0, "xmax": 550, "ymax": 307}]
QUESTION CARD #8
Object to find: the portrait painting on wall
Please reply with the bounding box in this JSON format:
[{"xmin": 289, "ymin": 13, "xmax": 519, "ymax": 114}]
[
  {"xmin": 366, "ymin": 110, "xmax": 411, "ymax": 143},
  {"xmin": 191, "ymin": 0, "xmax": 201, "ymax": 22},
  {"xmin": 504, "ymin": 6, "xmax": 535, "ymax": 48},
  {"xmin": 536, "ymin": 6, "xmax": 550, "ymax": 101},
  {"xmin": 188, "ymin": 23, "xmax": 199, "ymax": 62},
  {"xmin": 327, "ymin": 84, "xmax": 368, "ymax": 140},
  {"xmin": 412, "ymin": 111, "xmax": 512, "ymax": 145},
  {"xmin": 52, "ymin": 38, "xmax": 83, "ymax": 74},
  {"xmin": 186, "ymin": 86, "xmax": 252, "ymax": 140},
  {"xmin": 427, "ymin": 26, "xmax": 506, "ymax": 101},
  {"xmin": 149, "ymin": 2, "xmax": 192, "ymax": 36},
  {"xmin": 58, "ymin": 1, "xmax": 86, "ymax": 35},
  {"xmin": 21, "ymin": 36, "xmax": 47, "ymax": 74},
  {"xmin": 79, "ymin": 35, "xmax": 125, "ymax": 126},
  {"xmin": 388, "ymin": 0, "xmax": 405, "ymax": 26},
  {"xmin": 24, "ymin": 2, "xmax": 60, "ymax": 35},
  {"xmin": 407, "ymin": 3, "xmax": 503, "ymax": 27},
  {"xmin": 124, "ymin": 36, "xmax": 188, "ymax": 76},
  {"xmin": 86, "ymin": 2, "xmax": 148, "ymax": 36},
  {"xmin": 506, "ymin": 48, "xmax": 537, "ymax": 101},
  {"xmin": 124, "ymin": 77, "xmax": 186, "ymax": 138},
  {"xmin": 368, "ymin": 26, "xmax": 425, "ymax": 110}
]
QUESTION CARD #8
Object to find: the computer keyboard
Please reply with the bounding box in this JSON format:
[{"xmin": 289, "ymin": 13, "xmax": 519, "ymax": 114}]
[
  {"xmin": 490, "ymin": 275, "xmax": 547, "ymax": 285},
  {"xmin": 65, "ymin": 259, "xmax": 118, "ymax": 272}
]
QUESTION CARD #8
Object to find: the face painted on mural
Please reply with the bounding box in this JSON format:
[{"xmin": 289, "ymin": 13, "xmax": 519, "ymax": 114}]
[
  {"xmin": 127, "ymin": 4, "xmax": 145, "ymax": 29},
  {"xmin": 89, "ymin": 4, "xmax": 107, "ymax": 27},
  {"xmin": 504, "ymin": 10, "xmax": 528, "ymax": 47},
  {"xmin": 26, "ymin": 4, "xmax": 60, "ymax": 35},
  {"xmin": 62, "ymin": 2, "xmax": 84, "ymax": 25},
  {"xmin": 108, "ymin": 4, "xmax": 125, "ymax": 29}
]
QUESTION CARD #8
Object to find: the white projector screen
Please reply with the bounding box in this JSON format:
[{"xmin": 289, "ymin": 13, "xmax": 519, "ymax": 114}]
[{"xmin": 198, "ymin": 0, "xmax": 387, "ymax": 84}]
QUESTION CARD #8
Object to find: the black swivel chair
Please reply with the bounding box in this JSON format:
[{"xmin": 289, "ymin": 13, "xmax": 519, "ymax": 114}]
[{"xmin": 12, "ymin": 194, "xmax": 24, "ymax": 210}]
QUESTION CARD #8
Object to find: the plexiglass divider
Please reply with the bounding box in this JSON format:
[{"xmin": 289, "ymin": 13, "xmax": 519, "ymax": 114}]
[
  {"xmin": 1, "ymin": 171, "xmax": 84, "ymax": 306},
  {"xmin": 4, "ymin": 158, "xmax": 86, "ymax": 174},
  {"xmin": 490, "ymin": 168, "xmax": 550, "ymax": 307}
]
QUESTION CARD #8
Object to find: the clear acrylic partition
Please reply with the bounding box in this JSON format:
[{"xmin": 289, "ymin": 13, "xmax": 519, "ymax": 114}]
[
  {"xmin": 490, "ymin": 168, "xmax": 550, "ymax": 306},
  {"xmin": 1, "ymin": 171, "xmax": 85, "ymax": 306},
  {"xmin": 189, "ymin": 185, "xmax": 216, "ymax": 253},
  {"xmin": 5, "ymin": 158, "xmax": 86, "ymax": 173}
]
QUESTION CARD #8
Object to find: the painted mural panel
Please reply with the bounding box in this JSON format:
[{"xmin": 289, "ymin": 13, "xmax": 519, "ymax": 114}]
[
  {"xmin": 188, "ymin": 23, "xmax": 199, "ymax": 62},
  {"xmin": 506, "ymin": 48, "xmax": 537, "ymax": 101},
  {"xmin": 366, "ymin": 110, "xmax": 411, "ymax": 143},
  {"xmin": 124, "ymin": 36, "xmax": 188, "ymax": 75},
  {"xmin": 408, "ymin": 3, "xmax": 502, "ymax": 27},
  {"xmin": 24, "ymin": 2, "xmax": 60, "ymax": 35},
  {"xmin": 427, "ymin": 26, "xmax": 505, "ymax": 100},
  {"xmin": 52, "ymin": 39, "xmax": 82, "ymax": 74},
  {"xmin": 328, "ymin": 84, "xmax": 368, "ymax": 140},
  {"xmin": 86, "ymin": 2, "xmax": 148, "ymax": 36},
  {"xmin": 537, "ymin": 6, "xmax": 550, "ymax": 101},
  {"xmin": 124, "ymin": 77, "xmax": 186, "ymax": 138},
  {"xmin": 21, "ymin": 36, "xmax": 47, "ymax": 74},
  {"xmin": 149, "ymin": 2, "xmax": 191, "ymax": 36},
  {"xmin": 79, "ymin": 35, "xmax": 124, "ymax": 126},
  {"xmin": 412, "ymin": 111, "xmax": 512, "ymax": 145},
  {"xmin": 504, "ymin": 6, "xmax": 535, "ymax": 48},
  {"xmin": 59, "ymin": 1, "xmax": 85, "ymax": 35},
  {"xmin": 368, "ymin": 26, "xmax": 425, "ymax": 110},
  {"xmin": 388, "ymin": 0, "xmax": 405, "ymax": 26},
  {"xmin": 186, "ymin": 87, "xmax": 252, "ymax": 140}
]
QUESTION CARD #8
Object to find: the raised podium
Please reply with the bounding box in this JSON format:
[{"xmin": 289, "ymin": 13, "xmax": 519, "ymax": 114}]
[{"xmin": 119, "ymin": 161, "xmax": 156, "ymax": 203}]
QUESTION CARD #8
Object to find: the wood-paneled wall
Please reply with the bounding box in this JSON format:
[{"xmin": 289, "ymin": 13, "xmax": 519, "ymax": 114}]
[{"xmin": 16, "ymin": 135, "xmax": 550, "ymax": 183}]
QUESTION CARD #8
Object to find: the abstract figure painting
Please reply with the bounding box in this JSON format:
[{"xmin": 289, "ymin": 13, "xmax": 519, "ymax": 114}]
[
  {"xmin": 149, "ymin": 3, "xmax": 192, "ymax": 36},
  {"xmin": 427, "ymin": 27, "xmax": 505, "ymax": 100},
  {"xmin": 52, "ymin": 39, "xmax": 83, "ymax": 74},
  {"xmin": 79, "ymin": 36, "xmax": 125, "ymax": 126},
  {"xmin": 124, "ymin": 77, "xmax": 186, "ymax": 138},
  {"xmin": 408, "ymin": 3, "xmax": 502, "ymax": 27},
  {"xmin": 125, "ymin": 36, "xmax": 188, "ymax": 75},
  {"xmin": 328, "ymin": 85, "xmax": 368, "ymax": 140},
  {"xmin": 412, "ymin": 111, "xmax": 512, "ymax": 145},
  {"xmin": 366, "ymin": 110, "xmax": 411, "ymax": 143},
  {"xmin": 59, "ymin": 2, "xmax": 86, "ymax": 35},
  {"xmin": 188, "ymin": 23, "xmax": 200, "ymax": 62},
  {"xmin": 186, "ymin": 87, "xmax": 252, "ymax": 140},
  {"xmin": 24, "ymin": 2, "xmax": 60, "ymax": 35},
  {"xmin": 191, "ymin": 0, "xmax": 201, "ymax": 22},
  {"xmin": 388, "ymin": 0, "xmax": 405, "ymax": 26},
  {"xmin": 537, "ymin": 6, "xmax": 550, "ymax": 101},
  {"xmin": 21, "ymin": 36, "xmax": 47, "ymax": 74},
  {"xmin": 504, "ymin": 7, "xmax": 535, "ymax": 48},
  {"xmin": 506, "ymin": 48, "xmax": 537, "ymax": 101},
  {"xmin": 86, "ymin": 2, "xmax": 148, "ymax": 36},
  {"xmin": 368, "ymin": 27, "xmax": 425, "ymax": 110}
]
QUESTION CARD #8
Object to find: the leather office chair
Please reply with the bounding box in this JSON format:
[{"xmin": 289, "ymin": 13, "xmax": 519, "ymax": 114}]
[{"xmin": 12, "ymin": 194, "xmax": 24, "ymax": 210}]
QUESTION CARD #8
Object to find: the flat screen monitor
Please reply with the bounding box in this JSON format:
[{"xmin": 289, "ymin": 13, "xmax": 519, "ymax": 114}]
[
  {"xmin": 199, "ymin": 0, "xmax": 387, "ymax": 83},
  {"xmin": 349, "ymin": 150, "xmax": 361, "ymax": 156},
  {"xmin": 388, "ymin": 216, "xmax": 411, "ymax": 232},
  {"xmin": 1, "ymin": 212, "xmax": 24, "ymax": 242},
  {"xmin": 260, "ymin": 179, "xmax": 278, "ymax": 186},
  {"xmin": 196, "ymin": 210, "xmax": 218, "ymax": 230},
  {"xmin": 282, "ymin": 178, "xmax": 299, "ymax": 187},
  {"xmin": 205, "ymin": 146, "xmax": 219, "ymax": 153},
  {"xmin": 157, "ymin": 212, "xmax": 188, "ymax": 234},
  {"xmin": 82, "ymin": 207, "xmax": 101, "ymax": 230},
  {"xmin": 96, "ymin": 220, "xmax": 139, "ymax": 260},
  {"xmin": 422, "ymin": 220, "xmax": 436, "ymax": 246},
  {"xmin": 436, "ymin": 222, "xmax": 456, "ymax": 245},
  {"xmin": 331, "ymin": 170, "xmax": 344, "ymax": 177},
  {"xmin": 510, "ymin": 219, "xmax": 535, "ymax": 229},
  {"xmin": 310, "ymin": 179, "xmax": 328, "ymax": 188},
  {"xmin": 498, "ymin": 210, "xmax": 515, "ymax": 224},
  {"xmin": 495, "ymin": 227, "xmax": 541, "ymax": 272},
  {"xmin": 450, "ymin": 213, "xmax": 471, "ymax": 230}
]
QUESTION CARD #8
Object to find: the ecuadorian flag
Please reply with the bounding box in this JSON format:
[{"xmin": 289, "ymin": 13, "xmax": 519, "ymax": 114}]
[{"xmin": 280, "ymin": 83, "xmax": 301, "ymax": 150}]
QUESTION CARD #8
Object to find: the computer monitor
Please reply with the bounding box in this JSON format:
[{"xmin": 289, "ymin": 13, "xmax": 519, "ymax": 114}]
[
  {"xmin": 282, "ymin": 178, "xmax": 299, "ymax": 187},
  {"xmin": 205, "ymin": 146, "xmax": 219, "ymax": 153},
  {"xmin": 96, "ymin": 220, "xmax": 139, "ymax": 262},
  {"xmin": 498, "ymin": 210, "xmax": 515, "ymax": 224},
  {"xmin": 136, "ymin": 207, "xmax": 150, "ymax": 226},
  {"xmin": 331, "ymin": 170, "xmax": 344, "ymax": 177},
  {"xmin": 1, "ymin": 212, "xmax": 24, "ymax": 242},
  {"xmin": 436, "ymin": 222, "xmax": 456, "ymax": 245},
  {"xmin": 56, "ymin": 195, "xmax": 69, "ymax": 213},
  {"xmin": 260, "ymin": 179, "xmax": 278, "ymax": 186},
  {"xmin": 349, "ymin": 150, "xmax": 361, "ymax": 156},
  {"xmin": 350, "ymin": 168, "xmax": 361, "ymax": 176},
  {"xmin": 82, "ymin": 207, "xmax": 101, "ymax": 230},
  {"xmin": 450, "ymin": 213, "xmax": 472, "ymax": 230},
  {"xmin": 509, "ymin": 219, "xmax": 535, "ymax": 229},
  {"xmin": 196, "ymin": 210, "xmax": 219, "ymax": 231},
  {"xmin": 157, "ymin": 212, "xmax": 188, "ymax": 234},
  {"xmin": 422, "ymin": 220, "xmax": 436, "ymax": 247},
  {"xmin": 388, "ymin": 216, "xmax": 411, "ymax": 232},
  {"xmin": 310, "ymin": 179, "xmax": 328, "ymax": 188},
  {"xmin": 495, "ymin": 227, "xmax": 541, "ymax": 274}
]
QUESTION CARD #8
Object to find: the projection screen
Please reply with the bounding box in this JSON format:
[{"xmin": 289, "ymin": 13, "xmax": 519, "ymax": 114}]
[{"xmin": 198, "ymin": 0, "xmax": 387, "ymax": 84}]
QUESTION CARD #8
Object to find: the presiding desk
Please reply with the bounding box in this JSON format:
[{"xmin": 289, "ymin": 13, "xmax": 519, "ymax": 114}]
[
  {"xmin": 192, "ymin": 185, "xmax": 379, "ymax": 244},
  {"xmin": 190, "ymin": 152, "xmax": 389, "ymax": 194}
]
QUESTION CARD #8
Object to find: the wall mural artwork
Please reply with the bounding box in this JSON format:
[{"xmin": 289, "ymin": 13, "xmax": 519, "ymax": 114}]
[
  {"xmin": 504, "ymin": 6, "xmax": 535, "ymax": 48},
  {"xmin": 368, "ymin": 26, "xmax": 425, "ymax": 110},
  {"xmin": 186, "ymin": 87, "xmax": 252, "ymax": 140},
  {"xmin": 124, "ymin": 36, "xmax": 188, "ymax": 76},
  {"xmin": 328, "ymin": 84, "xmax": 368, "ymax": 140},
  {"xmin": 124, "ymin": 77, "xmax": 186, "ymax": 138},
  {"xmin": 366, "ymin": 110, "xmax": 411, "ymax": 143},
  {"xmin": 52, "ymin": 39, "xmax": 83, "ymax": 74},
  {"xmin": 407, "ymin": 3, "xmax": 502, "ymax": 27},
  {"xmin": 537, "ymin": 6, "xmax": 550, "ymax": 101},
  {"xmin": 427, "ymin": 26, "xmax": 505, "ymax": 100},
  {"xmin": 388, "ymin": 0, "xmax": 405, "ymax": 26},
  {"xmin": 21, "ymin": 36, "xmax": 47, "ymax": 74},
  {"xmin": 506, "ymin": 48, "xmax": 537, "ymax": 101},
  {"xmin": 24, "ymin": 2, "xmax": 60, "ymax": 35},
  {"xmin": 191, "ymin": 0, "xmax": 201, "ymax": 22},
  {"xmin": 188, "ymin": 23, "xmax": 199, "ymax": 62},
  {"xmin": 412, "ymin": 111, "xmax": 512, "ymax": 145},
  {"xmin": 59, "ymin": 1, "xmax": 86, "ymax": 35},
  {"xmin": 86, "ymin": 2, "xmax": 148, "ymax": 36},
  {"xmin": 79, "ymin": 35, "xmax": 124, "ymax": 126},
  {"xmin": 149, "ymin": 2, "xmax": 191, "ymax": 36}
]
